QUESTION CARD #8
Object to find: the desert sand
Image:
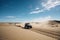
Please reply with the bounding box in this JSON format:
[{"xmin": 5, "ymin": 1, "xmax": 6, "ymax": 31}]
[{"xmin": 0, "ymin": 20, "xmax": 60, "ymax": 40}]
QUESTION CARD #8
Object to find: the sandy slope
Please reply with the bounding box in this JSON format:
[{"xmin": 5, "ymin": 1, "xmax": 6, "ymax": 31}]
[{"xmin": 0, "ymin": 24, "xmax": 57, "ymax": 40}]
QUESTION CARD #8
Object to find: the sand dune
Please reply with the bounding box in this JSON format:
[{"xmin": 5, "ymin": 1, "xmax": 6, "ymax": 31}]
[
  {"xmin": 0, "ymin": 20, "xmax": 60, "ymax": 40},
  {"xmin": 0, "ymin": 23, "xmax": 57, "ymax": 40}
]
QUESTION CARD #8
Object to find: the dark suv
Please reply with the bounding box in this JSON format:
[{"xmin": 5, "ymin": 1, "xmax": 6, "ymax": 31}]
[{"xmin": 24, "ymin": 23, "xmax": 32, "ymax": 29}]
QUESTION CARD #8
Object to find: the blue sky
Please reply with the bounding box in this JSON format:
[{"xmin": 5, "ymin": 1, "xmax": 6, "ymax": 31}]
[{"xmin": 0, "ymin": 0, "xmax": 60, "ymax": 22}]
